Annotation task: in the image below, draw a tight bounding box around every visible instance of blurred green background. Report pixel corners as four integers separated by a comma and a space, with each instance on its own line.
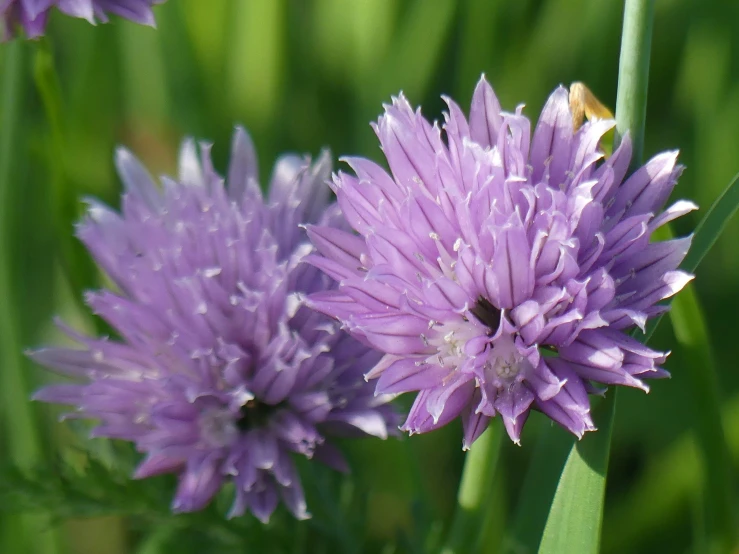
1, 0, 738, 553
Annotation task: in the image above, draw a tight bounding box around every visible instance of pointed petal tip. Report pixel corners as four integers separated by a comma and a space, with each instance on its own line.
29, 389, 44, 402
575, 426, 597, 440
316, 147, 332, 166
295, 510, 312, 521
551, 84, 570, 100
113, 145, 134, 165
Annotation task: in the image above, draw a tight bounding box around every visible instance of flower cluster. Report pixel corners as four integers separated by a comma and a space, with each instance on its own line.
1, 0, 166, 40
306, 77, 694, 446
31, 128, 396, 521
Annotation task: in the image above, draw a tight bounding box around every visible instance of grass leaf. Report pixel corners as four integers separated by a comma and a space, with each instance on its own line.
536, 394, 616, 554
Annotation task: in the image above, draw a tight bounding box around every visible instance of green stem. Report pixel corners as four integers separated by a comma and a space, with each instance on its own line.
0, 40, 61, 554
441, 424, 503, 554
614, 0, 655, 166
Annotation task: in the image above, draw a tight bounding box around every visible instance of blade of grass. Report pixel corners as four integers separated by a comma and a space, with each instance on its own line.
643, 93, 739, 554
503, 421, 574, 553
473, 455, 507, 554
683, 170, 739, 274
642, 169, 739, 344
441, 423, 503, 554
537, 394, 616, 554
620, 167, 739, 554
0, 39, 62, 554
33, 40, 101, 312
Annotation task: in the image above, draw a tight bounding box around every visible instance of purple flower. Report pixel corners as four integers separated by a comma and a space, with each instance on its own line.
306, 77, 694, 447
1, 0, 166, 41
30, 127, 396, 521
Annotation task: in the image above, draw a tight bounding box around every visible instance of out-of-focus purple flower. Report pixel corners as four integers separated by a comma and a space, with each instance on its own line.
306, 77, 694, 447
30, 127, 396, 521
1, 0, 167, 41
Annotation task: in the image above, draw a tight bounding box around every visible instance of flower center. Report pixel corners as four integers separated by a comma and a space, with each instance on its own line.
469, 296, 501, 334
428, 321, 480, 369
489, 343, 523, 380
236, 399, 281, 431
200, 408, 239, 447
199, 399, 286, 448
426, 296, 528, 385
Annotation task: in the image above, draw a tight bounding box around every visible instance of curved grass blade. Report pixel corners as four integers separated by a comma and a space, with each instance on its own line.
0, 40, 61, 554
683, 169, 739, 274
503, 421, 573, 553
643, 169, 739, 344
441, 424, 503, 554
536, 394, 616, 554
33, 40, 101, 309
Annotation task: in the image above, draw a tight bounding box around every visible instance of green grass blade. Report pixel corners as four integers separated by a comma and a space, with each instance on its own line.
441, 424, 503, 554
504, 422, 574, 553
613, 0, 655, 164
683, 170, 739, 274
536, 394, 616, 554
33, 40, 101, 308
0, 40, 62, 554
643, 169, 739, 344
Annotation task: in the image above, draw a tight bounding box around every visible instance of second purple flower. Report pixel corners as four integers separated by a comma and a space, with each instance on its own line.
30, 128, 397, 522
